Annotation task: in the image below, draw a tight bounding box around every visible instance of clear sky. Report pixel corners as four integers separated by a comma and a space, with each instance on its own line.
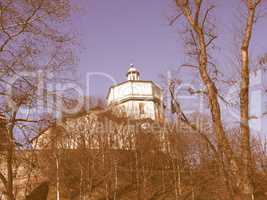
69, 0, 267, 99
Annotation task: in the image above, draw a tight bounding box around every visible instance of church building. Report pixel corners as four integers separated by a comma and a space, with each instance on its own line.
107, 65, 164, 121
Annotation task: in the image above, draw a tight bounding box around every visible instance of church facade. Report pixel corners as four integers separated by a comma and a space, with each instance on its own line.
107, 65, 164, 121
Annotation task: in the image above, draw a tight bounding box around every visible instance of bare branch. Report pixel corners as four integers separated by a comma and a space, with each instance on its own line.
169, 13, 183, 26
180, 63, 198, 69
255, 0, 262, 7
205, 35, 217, 47
0, 0, 44, 52
201, 5, 215, 28
194, 0, 202, 25
169, 81, 218, 157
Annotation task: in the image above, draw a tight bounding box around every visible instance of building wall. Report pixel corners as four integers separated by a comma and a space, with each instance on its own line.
118, 100, 157, 120
107, 81, 161, 104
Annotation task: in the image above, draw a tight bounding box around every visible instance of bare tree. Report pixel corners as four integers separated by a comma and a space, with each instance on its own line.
240, 1, 263, 198
172, 0, 265, 199
0, 1, 75, 199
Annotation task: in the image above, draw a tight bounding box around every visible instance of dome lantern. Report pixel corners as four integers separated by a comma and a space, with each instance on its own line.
127, 64, 140, 81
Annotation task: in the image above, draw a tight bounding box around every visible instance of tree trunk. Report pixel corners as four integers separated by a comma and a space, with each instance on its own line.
180, 3, 235, 199
135, 151, 141, 200
7, 143, 14, 200
239, 1, 259, 198
7, 113, 16, 200
114, 160, 118, 200
56, 152, 60, 200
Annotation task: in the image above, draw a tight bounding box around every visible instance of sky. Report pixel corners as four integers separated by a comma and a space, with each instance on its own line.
69, 0, 267, 100
70, 0, 182, 98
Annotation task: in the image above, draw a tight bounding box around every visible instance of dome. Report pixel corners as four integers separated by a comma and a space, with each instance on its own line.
128, 64, 139, 73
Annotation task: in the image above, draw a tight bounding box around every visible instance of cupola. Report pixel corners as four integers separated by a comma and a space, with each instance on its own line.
127, 64, 140, 81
